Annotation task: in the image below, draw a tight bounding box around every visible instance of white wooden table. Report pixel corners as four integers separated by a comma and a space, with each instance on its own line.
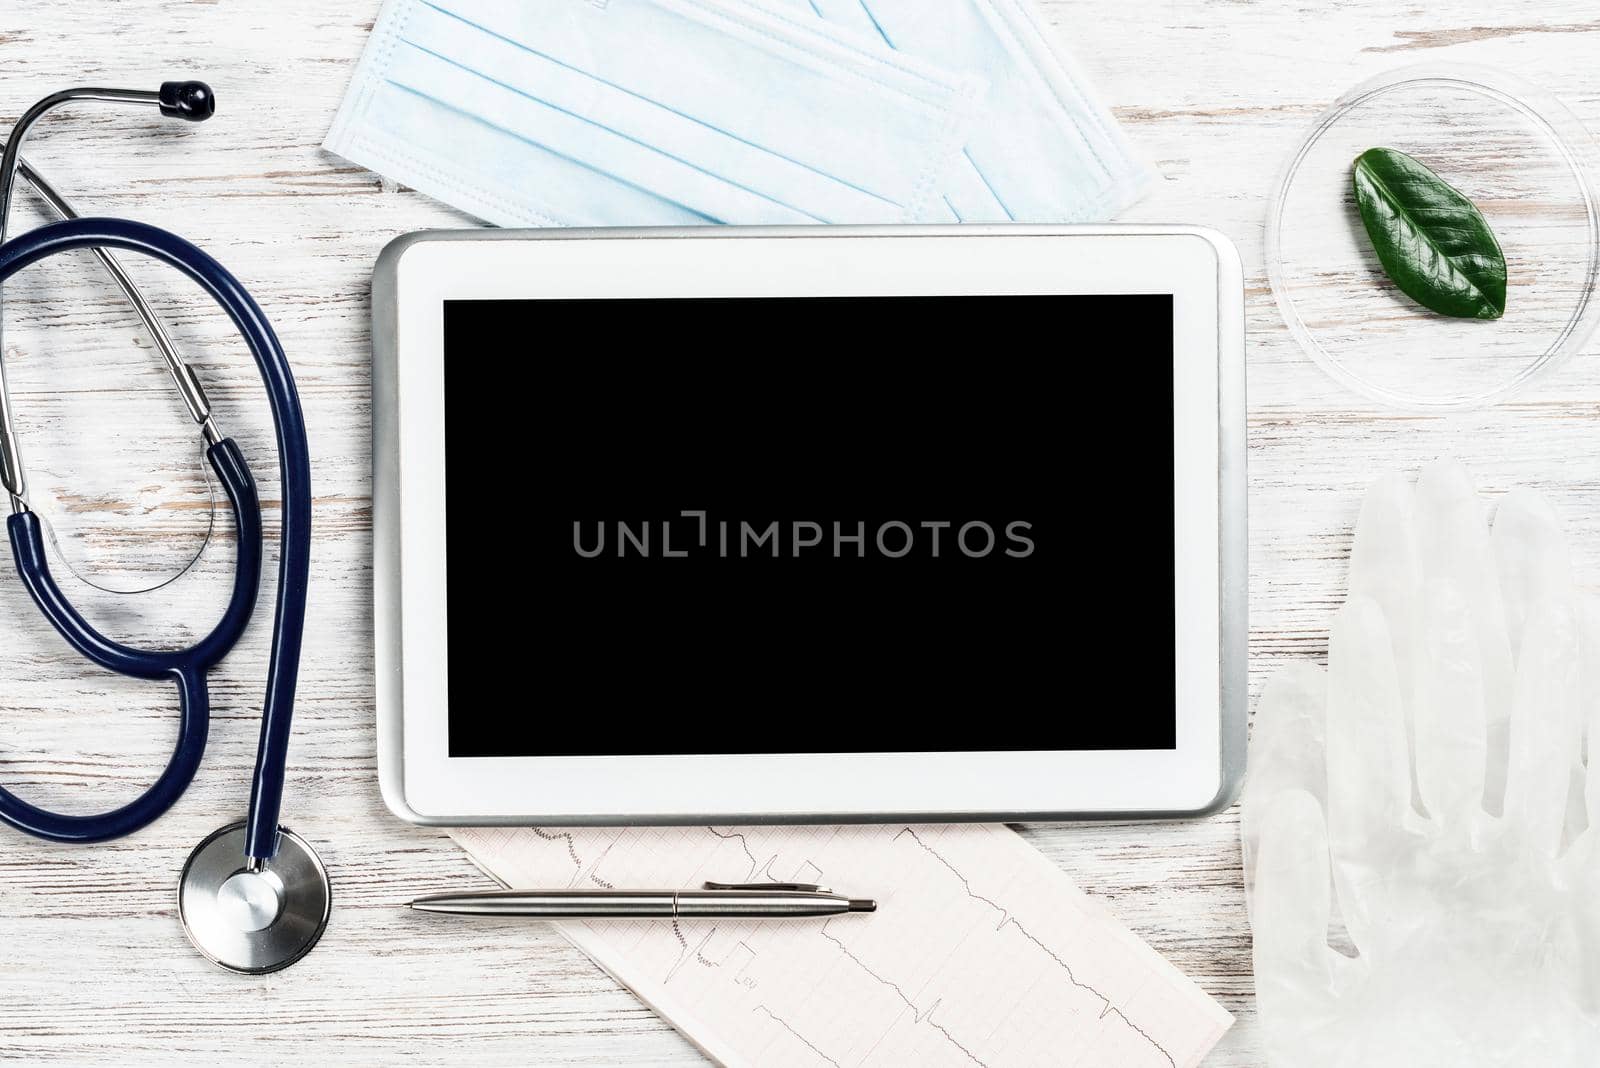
2, 2, 1598, 1063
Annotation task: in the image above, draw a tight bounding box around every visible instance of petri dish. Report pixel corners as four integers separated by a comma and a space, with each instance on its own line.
1267, 64, 1600, 410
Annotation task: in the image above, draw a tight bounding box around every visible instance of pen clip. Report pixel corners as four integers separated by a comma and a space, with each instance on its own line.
702, 881, 834, 894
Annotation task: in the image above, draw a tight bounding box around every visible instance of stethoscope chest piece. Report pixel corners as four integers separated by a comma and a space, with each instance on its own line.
179, 822, 330, 974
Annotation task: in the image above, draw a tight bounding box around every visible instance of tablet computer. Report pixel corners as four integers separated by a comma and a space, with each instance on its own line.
372, 226, 1245, 825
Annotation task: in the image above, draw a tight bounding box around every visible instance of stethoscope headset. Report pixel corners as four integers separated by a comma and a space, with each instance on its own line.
0, 82, 329, 973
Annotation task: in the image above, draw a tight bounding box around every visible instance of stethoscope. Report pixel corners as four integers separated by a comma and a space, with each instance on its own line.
0, 82, 329, 973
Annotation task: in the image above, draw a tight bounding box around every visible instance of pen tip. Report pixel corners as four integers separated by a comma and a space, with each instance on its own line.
848, 899, 876, 913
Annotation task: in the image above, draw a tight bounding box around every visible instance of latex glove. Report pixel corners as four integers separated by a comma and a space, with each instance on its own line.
1242, 460, 1600, 1066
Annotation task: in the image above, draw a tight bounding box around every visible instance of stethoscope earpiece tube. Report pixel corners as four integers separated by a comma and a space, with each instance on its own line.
0, 217, 311, 863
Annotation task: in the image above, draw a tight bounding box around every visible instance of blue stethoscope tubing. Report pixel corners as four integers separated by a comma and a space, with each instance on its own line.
0, 216, 310, 864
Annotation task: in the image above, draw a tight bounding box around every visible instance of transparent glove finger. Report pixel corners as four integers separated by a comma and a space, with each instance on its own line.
1413, 459, 1515, 812
1504, 599, 1583, 858
1348, 471, 1421, 684
1325, 596, 1411, 942
1242, 664, 1328, 918
1493, 489, 1575, 659
1494, 489, 1580, 846
1347, 472, 1422, 810
1561, 792, 1600, 1016
1583, 597, 1600, 837
1413, 579, 1488, 832
1253, 789, 1338, 1053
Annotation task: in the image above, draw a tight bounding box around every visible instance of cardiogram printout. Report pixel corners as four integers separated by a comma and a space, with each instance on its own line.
452, 823, 1231, 1067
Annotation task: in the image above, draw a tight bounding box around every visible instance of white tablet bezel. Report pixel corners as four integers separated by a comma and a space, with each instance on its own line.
373, 225, 1245, 824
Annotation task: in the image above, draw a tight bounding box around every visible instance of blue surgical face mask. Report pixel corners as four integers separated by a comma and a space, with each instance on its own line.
778, 0, 1152, 223
325, 0, 983, 226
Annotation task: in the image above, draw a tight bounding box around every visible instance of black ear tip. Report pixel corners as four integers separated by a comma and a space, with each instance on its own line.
159, 80, 215, 121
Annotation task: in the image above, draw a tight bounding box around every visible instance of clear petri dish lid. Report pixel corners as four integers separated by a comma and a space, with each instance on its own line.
1267, 63, 1600, 410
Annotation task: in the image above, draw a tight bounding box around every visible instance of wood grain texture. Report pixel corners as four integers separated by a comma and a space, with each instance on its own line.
3, 1, 1599, 1063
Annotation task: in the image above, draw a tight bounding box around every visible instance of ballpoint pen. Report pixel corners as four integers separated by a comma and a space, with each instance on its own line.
408, 881, 876, 919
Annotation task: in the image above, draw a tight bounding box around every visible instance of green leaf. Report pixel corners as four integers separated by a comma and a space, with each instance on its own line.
1352, 147, 1507, 320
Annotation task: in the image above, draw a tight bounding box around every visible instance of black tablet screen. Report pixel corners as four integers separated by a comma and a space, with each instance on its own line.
443, 296, 1175, 756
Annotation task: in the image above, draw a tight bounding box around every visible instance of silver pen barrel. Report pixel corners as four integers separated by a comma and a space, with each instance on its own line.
675, 890, 868, 917
413, 890, 678, 917
409, 888, 875, 918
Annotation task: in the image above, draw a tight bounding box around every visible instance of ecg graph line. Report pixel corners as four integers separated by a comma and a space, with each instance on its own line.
820, 922, 985, 1067
754, 1005, 842, 1068
893, 827, 1177, 1068
585, 839, 618, 887
529, 827, 583, 881
708, 826, 760, 880
665, 919, 761, 985
820, 921, 930, 1021
536, 825, 807, 891
666, 919, 695, 983
530, 824, 1182, 1067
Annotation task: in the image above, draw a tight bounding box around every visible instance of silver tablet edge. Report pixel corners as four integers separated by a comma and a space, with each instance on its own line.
370, 224, 1248, 825
373, 231, 427, 826
1199, 224, 1249, 820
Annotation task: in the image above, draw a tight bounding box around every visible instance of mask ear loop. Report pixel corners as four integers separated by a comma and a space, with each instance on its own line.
28, 442, 219, 595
